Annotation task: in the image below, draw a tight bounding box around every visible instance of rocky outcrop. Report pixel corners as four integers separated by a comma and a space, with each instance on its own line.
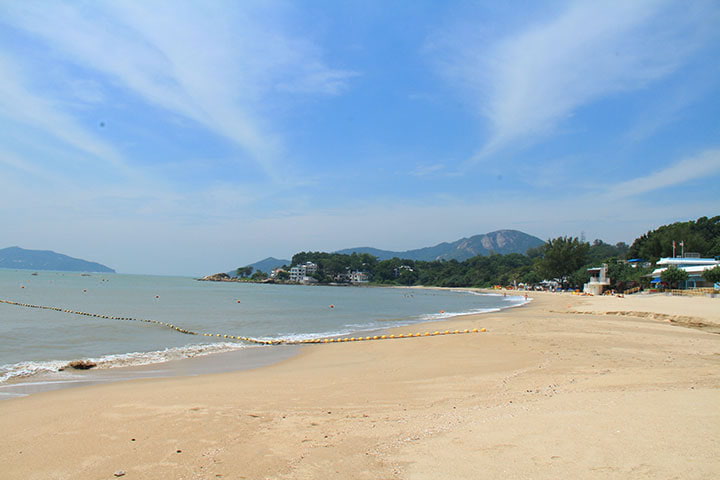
199, 273, 232, 282
337, 229, 545, 262
60, 360, 97, 370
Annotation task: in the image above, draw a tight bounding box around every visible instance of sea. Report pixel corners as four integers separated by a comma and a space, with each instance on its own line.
0, 269, 526, 398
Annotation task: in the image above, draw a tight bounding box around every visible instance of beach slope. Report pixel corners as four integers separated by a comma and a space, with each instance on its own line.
1, 292, 718, 479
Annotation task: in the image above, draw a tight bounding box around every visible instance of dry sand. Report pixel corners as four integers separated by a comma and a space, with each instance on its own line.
1, 291, 718, 479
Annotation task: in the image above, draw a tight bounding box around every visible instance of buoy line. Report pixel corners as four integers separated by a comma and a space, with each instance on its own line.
0, 299, 487, 345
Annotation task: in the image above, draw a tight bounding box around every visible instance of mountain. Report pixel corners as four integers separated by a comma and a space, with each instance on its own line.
336, 230, 545, 261
0, 246, 115, 273
229, 257, 290, 276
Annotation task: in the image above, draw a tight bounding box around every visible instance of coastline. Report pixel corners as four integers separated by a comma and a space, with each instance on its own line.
1, 291, 718, 479
0, 288, 526, 398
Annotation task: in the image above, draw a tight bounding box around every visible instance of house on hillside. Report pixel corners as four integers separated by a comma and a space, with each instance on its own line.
289, 262, 318, 283
270, 267, 286, 279
349, 271, 369, 284
649, 256, 720, 289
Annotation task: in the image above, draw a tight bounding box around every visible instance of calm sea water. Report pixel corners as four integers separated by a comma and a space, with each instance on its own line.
0, 269, 524, 386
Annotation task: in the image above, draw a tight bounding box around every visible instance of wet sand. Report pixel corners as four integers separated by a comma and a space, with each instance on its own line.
0, 344, 300, 399
1, 291, 718, 479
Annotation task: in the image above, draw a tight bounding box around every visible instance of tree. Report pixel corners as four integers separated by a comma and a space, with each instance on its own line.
586, 240, 628, 263
397, 268, 418, 286
660, 266, 689, 289
536, 236, 590, 281
236, 266, 253, 278
606, 261, 647, 290
250, 270, 268, 281
702, 265, 720, 284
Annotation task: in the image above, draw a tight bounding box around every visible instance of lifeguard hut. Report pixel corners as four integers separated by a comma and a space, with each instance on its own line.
584, 264, 610, 295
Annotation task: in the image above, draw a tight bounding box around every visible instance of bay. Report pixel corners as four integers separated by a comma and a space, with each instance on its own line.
0, 269, 524, 386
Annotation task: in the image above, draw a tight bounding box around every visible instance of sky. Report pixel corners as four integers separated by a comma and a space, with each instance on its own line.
1, 0, 719, 276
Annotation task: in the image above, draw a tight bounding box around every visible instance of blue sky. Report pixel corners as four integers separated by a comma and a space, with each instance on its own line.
1, 0, 719, 276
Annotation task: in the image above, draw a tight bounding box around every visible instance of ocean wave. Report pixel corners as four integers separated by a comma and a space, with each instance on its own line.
0, 342, 250, 384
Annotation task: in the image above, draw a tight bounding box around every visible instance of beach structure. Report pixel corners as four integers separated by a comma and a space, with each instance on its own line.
583, 264, 610, 295
625, 258, 651, 268
649, 256, 720, 289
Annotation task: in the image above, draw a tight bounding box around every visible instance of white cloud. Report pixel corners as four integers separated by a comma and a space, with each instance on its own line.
432, 0, 718, 162
1, 1, 355, 179
606, 148, 720, 198
3, 163, 714, 275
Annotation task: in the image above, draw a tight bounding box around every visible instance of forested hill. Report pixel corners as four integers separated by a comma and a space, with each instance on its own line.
629, 216, 720, 261
228, 217, 718, 289
0, 246, 115, 273
336, 229, 544, 261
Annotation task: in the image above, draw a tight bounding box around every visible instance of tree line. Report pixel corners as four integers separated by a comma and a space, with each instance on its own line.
286, 237, 633, 289
240, 216, 719, 290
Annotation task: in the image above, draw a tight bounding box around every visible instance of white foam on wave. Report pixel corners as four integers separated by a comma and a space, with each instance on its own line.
1, 291, 531, 385
418, 306, 502, 322
264, 327, 361, 343
0, 341, 250, 384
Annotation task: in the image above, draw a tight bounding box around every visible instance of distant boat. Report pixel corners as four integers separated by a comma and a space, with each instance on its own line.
80, 273, 91, 277
31, 272, 38, 276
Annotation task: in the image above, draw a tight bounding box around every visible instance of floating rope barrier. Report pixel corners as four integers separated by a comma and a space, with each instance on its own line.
0, 299, 486, 345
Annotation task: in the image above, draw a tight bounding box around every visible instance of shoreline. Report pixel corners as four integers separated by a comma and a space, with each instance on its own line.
1, 291, 718, 479
0, 289, 528, 399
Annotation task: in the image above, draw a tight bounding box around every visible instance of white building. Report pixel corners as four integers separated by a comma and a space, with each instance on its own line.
289, 262, 318, 283
270, 268, 286, 278
650, 257, 720, 289
349, 271, 369, 284
584, 264, 610, 295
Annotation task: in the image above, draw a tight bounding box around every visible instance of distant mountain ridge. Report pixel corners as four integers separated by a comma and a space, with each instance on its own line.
336, 230, 544, 261
0, 246, 115, 273
233, 230, 545, 274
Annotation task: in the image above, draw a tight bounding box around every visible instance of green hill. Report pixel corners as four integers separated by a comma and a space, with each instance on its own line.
0, 246, 115, 273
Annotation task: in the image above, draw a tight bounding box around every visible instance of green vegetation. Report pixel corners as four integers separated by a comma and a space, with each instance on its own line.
535, 237, 590, 281
628, 216, 720, 261
250, 270, 268, 281
236, 266, 253, 278
288, 237, 639, 290
236, 216, 717, 290
702, 265, 720, 284
660, 265, 689, 289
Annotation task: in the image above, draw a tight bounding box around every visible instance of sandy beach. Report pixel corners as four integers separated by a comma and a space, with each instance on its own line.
1, 291, 718, 479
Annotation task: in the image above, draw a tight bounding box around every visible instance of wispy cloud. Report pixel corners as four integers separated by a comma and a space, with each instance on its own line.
0, 53, 129, 173
605, 148, 720, 198
410, 163, 446, 177
431, 0, 718, 162
1, 1, 355, 179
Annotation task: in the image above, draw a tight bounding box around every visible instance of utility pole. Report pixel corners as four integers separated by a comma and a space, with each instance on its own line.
672, 240, 676, 258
